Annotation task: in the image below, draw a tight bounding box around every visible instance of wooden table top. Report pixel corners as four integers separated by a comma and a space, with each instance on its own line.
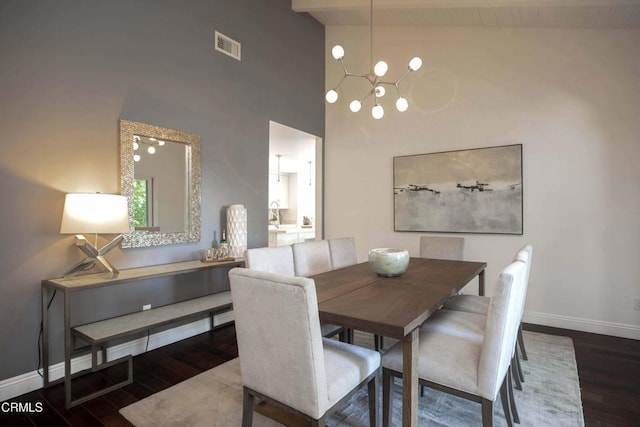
312, 257, 486, 339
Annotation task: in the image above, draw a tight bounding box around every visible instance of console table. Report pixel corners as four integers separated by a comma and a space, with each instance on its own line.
41, 258, 243, 408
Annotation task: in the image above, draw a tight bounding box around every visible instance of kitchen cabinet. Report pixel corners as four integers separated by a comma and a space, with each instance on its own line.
268, 173, 289, 209
268, 228, 315, 247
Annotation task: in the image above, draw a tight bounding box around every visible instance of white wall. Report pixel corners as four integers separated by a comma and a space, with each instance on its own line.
324, 26, 640, 339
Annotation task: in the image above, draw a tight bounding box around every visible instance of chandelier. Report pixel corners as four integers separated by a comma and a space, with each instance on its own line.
325, 0, 422, 119
132, 135, 165, 162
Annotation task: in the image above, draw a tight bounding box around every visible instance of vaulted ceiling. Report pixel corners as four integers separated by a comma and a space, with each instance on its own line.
292, 0, 640, 29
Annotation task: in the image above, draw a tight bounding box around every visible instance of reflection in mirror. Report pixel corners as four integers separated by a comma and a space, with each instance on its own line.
119, 119, 201, 248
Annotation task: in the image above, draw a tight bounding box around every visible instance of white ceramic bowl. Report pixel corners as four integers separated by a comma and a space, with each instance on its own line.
368, 248, 410, 277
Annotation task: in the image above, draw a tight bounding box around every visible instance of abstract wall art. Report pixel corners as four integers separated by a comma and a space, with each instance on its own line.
394, 144, 523, 234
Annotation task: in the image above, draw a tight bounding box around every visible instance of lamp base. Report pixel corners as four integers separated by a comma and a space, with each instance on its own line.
63, 234, 124, 279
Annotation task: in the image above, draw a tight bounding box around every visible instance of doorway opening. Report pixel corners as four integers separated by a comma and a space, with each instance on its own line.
268, 121, 323, 247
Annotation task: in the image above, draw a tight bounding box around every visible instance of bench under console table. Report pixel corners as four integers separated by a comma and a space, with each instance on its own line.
41, 259, 243, 408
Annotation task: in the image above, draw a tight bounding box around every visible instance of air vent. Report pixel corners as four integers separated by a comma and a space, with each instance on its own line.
214, 31, 241, 61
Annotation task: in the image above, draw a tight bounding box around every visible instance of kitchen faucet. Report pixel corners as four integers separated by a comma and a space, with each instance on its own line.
270, 200, 280, 229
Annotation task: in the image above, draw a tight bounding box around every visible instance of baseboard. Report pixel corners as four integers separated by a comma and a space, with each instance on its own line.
523, 310, 640, 340
0, 312, 234, 403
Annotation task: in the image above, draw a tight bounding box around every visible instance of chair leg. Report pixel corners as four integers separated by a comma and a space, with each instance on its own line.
368, 374, 378, 427
242, 387, 254, 427
518, 324, 528, 361
382, 368, 392, 427
500, 377, 514, 427
481, 399, 494, 427
507, 368, 521, 424
514, 345, 525, 383
511, 355, 522, 391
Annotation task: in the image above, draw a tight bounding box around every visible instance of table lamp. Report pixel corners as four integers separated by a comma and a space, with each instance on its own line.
60, 193, 130, 278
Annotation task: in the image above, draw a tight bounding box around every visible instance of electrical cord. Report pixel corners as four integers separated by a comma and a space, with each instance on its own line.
37, 289, 57, 378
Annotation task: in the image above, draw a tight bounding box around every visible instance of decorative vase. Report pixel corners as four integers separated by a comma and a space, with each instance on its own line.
227, 204, 247, 258
368, 248, 410, 277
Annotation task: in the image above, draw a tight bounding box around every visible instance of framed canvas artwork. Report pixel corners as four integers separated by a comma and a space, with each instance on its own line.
394, 144, 523, 234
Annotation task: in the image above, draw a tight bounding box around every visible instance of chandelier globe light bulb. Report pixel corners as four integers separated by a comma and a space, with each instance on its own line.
409, 57, 423, 71
326, 89, 339, 104
158, 140, 165, 146
147, 146, 156, 154
331, 45, 345, 60
396, 97, 409, 112
133, 154, 141, 162
349, 100, 362, 112
374, 60, 388, 77
133, 142, 139, 150
375, 86, 386, 97
372, 104, 384, 119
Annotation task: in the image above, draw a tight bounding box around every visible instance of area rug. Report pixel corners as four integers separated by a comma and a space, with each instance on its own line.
120, 331, 584, 426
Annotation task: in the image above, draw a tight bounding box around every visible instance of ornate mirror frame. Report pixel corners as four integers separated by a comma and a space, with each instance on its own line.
119, 119, 201, 248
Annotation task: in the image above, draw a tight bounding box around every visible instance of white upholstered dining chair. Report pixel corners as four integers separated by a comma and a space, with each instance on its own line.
292, 240, 348, 340
328, 237, 358, 269
292, 240, 333, 277
229, 268, 380, 427
245, 246, 296, 276
443, 245, 533, 385
245, 245, 345, 341
381, 260, 527, 427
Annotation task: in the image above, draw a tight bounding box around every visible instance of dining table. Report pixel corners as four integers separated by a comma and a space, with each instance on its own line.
311, 257, 487, 427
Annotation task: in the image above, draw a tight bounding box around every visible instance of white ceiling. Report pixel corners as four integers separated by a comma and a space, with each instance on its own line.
269, 121, 317, 174
292, 0, 640, 29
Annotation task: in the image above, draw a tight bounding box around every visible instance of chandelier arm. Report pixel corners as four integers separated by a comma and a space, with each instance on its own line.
345, 72, 373, 80
338, 58, 350, 75
332, 74, 348, 90
393, 69, 413, 86
375, 80, 400, 87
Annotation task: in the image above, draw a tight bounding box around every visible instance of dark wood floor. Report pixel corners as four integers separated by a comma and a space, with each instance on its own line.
2, 323, 638, 426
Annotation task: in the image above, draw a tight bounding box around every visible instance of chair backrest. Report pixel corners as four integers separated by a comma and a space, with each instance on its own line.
477, 261, 526, 400
245, 246, 295, 276
328, 237, 357, 269
292, 240, 333, 277
229, 267, 329, 418
512, 244, 533, 322
419, 236, 464, 260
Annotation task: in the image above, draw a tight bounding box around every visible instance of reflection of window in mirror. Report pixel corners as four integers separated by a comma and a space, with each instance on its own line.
134, 177, 154, 230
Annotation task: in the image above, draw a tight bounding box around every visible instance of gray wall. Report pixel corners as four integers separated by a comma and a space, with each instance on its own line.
0, 0, 324, 380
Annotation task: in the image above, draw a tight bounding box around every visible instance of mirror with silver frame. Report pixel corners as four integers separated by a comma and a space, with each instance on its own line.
119, 119, 201, 248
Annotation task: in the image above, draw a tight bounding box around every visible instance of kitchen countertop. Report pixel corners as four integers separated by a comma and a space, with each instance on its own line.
268, 225, 314, 234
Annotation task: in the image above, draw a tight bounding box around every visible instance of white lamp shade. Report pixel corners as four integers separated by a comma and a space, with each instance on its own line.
331, 45, 345, 60
374, 61, 388, 77
409, 57, 422, 71
325, 89, 339, 103
349, 100, 362, 112
60, 193, 130, 234
396, 97, 409, 112
371, 105, 384, 119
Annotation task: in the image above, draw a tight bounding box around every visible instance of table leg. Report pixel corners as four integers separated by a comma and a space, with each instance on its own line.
64, 290, 72, 408
478, 269, 485, 296
402, 328, 419, 427
42, 285, 49, 386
